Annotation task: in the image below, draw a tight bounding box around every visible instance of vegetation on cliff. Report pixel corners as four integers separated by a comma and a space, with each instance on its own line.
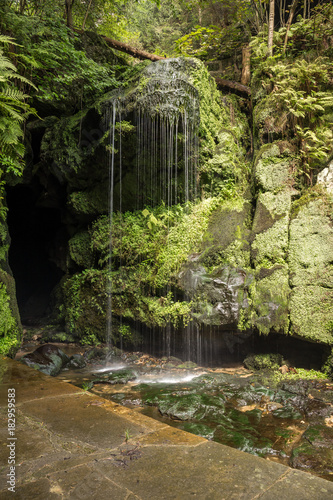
0, 1, 332, 356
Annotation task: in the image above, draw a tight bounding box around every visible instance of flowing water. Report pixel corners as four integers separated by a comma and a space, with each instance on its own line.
104, 59, 200, 356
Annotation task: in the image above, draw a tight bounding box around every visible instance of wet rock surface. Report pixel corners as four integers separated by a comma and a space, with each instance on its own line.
20, 344, 70, 376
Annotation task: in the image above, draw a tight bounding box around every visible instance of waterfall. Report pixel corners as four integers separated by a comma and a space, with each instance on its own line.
105, 59, 201, 359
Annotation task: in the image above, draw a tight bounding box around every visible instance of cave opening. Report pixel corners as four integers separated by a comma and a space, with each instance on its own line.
6, 181, 67, 324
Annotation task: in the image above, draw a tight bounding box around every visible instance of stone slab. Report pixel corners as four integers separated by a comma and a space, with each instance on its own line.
1, 357, 333, 499
96, 441, 291, 499
0, 357, 81, 406
20, 393, 150, 451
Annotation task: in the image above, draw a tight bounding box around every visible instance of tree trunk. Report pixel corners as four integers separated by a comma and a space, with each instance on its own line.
65, 0, 74, 29
82, 0, 93, 30
241, 45, 251, 86
268, 0, 275, 56
283, 0, 299, 53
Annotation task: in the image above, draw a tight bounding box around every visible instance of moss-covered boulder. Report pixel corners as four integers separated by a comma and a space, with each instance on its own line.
289, 197, 333, 344
249, 266, 290, 335
61, 270, 108, 344
251, 190, 291, 267
247, 142, 295, 335
20, 344, 70, 376
243, 353, 284, 371
68, 231, 93, 269
254, 141, 295, 191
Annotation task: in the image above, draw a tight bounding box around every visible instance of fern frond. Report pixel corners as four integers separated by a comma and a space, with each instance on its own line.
0, 101, 25, 121
0, 35, 21, 47
1, 87, 30, 102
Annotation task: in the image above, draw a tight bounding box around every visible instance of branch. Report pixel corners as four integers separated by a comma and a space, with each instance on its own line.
215, 77, 251, 96
101, 35, 165, 62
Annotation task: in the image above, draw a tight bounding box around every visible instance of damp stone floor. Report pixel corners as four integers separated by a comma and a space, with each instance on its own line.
1, 356, 333, 499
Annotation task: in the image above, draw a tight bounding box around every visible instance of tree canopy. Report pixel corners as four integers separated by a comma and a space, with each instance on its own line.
1, 0, 332, 181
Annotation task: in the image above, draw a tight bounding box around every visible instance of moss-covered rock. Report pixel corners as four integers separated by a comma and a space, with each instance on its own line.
20, 344, 70, 376
249, 148, 293, 335
249, 266, 290, 335
290, 424, 333, 479
289, 198, 333, 288
68, 231, 93, 268
288, 196, 333, 344
200, 198, 252, 270
243, 353, 284, 371
253, 99, 289, 148
290, 286, 333, 344
254, 141, 295, 192
61, 270, 108, 344
0, 271, 22, 357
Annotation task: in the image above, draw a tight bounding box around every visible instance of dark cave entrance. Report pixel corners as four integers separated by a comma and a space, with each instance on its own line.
6, 182, 67, 324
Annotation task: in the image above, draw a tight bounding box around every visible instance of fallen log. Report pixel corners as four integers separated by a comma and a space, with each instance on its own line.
99, 34, 251, 97
214, 77, 251, 96
101, 35, 165, 62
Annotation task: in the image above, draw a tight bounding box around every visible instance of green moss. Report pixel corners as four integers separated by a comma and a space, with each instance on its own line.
251, 216, 289, 268
201, 198, 251, 270
0, 282, 21, 357
289, 198, 333, 287
68, 183, 109, 216
290, 286, 333, 344
248, 266, 290, 335
243, 353, 284, 371
60, 269, 108, 343
251, 181, 291, 271
291, 185, 328, 218
254, 142, 295, 192
68, 231, 93, 268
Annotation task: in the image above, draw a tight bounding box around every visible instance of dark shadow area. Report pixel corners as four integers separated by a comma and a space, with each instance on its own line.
6, 182, 67, 323
136, 322, 328, 369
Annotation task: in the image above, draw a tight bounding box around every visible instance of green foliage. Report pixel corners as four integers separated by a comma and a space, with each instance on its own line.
322, 349, 333, 379
251, 28, 333, 184
122, 0, 199, 57
118, 324, 133, 342
81, 381, 94, 391
243, 353, 284, 371
0, 35, 37, 174
0, 282, 20, 356
278, 4, 333, 59
274, 368, 328, 383
1, 10, 123, 112
62, 197, 232, 333
60, 269, 108, 343
69, 231, 93, 268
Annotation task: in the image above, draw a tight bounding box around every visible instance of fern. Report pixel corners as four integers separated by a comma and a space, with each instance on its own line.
0, 36, 37, 176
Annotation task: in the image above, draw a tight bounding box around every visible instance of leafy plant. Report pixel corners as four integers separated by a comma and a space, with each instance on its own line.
0, 35, 37, 175
0, 282, 20, 356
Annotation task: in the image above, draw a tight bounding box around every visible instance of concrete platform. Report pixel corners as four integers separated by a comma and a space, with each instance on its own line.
1, 356, 333, 499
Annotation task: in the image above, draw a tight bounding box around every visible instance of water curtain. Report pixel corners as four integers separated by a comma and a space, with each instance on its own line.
105, 59, 200, 351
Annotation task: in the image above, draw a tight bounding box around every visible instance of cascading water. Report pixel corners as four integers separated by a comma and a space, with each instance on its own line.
104, 58, 202, 362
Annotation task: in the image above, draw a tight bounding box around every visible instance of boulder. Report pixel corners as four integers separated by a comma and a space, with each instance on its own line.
21, 344, 70, 376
